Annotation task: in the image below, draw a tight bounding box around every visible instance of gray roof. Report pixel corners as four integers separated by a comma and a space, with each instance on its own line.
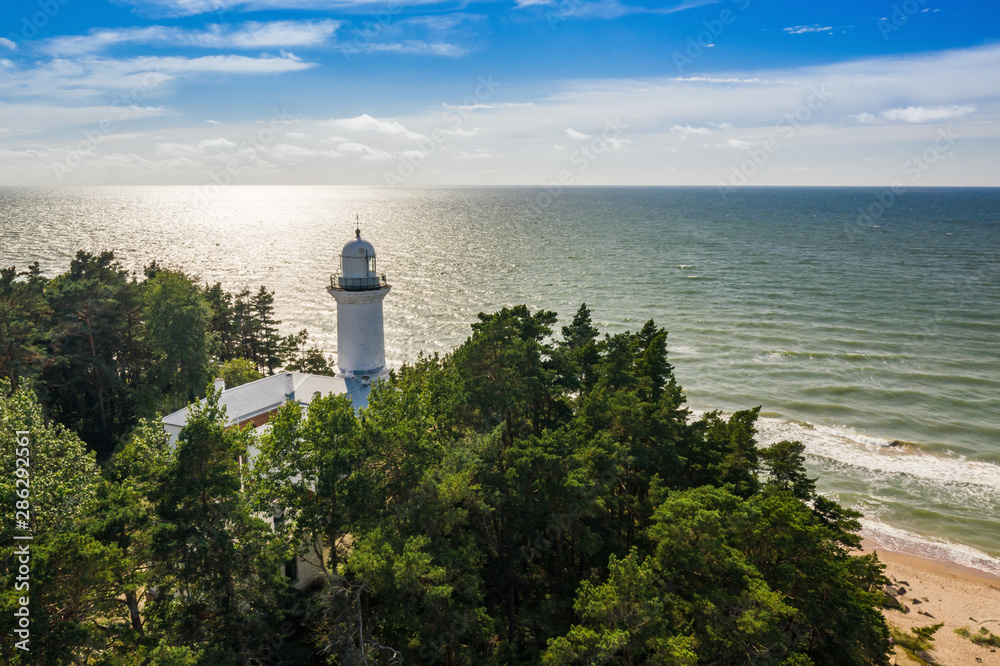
162, 371, 374, 429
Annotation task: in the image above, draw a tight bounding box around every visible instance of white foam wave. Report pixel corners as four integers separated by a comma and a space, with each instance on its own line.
685, 409, 1000, 575
860, 519, 1000, 578
671, 344, 697, 355
754, 417, 1000, 490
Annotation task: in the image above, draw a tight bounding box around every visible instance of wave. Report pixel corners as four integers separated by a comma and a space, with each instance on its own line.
859, 519, 1000, 578
686, 409, 1000, 576
670, 345, 698, 355
753, 416, 1000, 490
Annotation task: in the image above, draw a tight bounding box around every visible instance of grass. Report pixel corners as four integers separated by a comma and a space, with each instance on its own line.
889, 623, 943, 665
955, 626, 1000, 647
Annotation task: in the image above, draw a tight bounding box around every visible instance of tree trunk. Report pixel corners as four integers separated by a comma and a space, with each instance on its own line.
82, 310, 110, 443
124, 589, 144, 634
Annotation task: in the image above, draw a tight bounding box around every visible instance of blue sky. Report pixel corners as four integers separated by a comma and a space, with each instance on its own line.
1, 0, 998, 186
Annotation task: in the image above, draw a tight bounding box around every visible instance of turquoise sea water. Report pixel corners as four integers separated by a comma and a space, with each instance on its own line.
2, 186, 998, 573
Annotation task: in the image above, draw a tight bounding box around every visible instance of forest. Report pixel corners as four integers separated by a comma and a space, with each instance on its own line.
1, 251, 892, 665
0, 251, 331, 460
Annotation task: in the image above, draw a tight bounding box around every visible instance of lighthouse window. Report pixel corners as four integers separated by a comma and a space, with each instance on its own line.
367, 256, 377, 273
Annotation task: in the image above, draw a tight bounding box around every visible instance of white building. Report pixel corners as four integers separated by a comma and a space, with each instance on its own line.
161, 229, 391, 585
163, 227, 390, 441
327, 227, 392, 383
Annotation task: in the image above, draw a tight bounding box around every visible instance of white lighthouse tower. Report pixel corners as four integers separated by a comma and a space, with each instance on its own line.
327, 227, 391, 383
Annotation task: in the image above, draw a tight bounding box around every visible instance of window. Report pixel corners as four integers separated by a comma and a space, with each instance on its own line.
285, 558, 298, 580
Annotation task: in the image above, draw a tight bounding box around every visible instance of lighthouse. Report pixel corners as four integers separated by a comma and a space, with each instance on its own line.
327, 227, 391, 383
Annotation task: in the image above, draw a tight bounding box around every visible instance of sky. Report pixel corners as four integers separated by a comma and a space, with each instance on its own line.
0, 0, 998, 187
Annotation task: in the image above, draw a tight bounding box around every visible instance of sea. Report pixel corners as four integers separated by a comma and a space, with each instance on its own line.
2, 185, 998, 575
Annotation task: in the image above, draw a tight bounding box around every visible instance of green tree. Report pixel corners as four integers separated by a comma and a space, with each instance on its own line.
143, 270, 212, 410
42, 250, 141, 457
282, 328, 334, 375
147, 388, 290, 664
252, 393, 360, 573
556, 303, 603, 395
252, 286, 283, 374
760, 440, 816, 500
452, 305, 560, 443
216, 357, 263, 389
0, 380, 109, 665
0, 262, 50, 390
204, 282, 236, 362
86, 419, 175, 645
543, 550, 696, 666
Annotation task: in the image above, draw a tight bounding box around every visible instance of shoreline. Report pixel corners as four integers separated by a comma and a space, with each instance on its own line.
859, 540, 1000, 665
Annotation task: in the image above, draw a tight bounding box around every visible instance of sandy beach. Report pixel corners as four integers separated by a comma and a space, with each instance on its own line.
861, 542, 1000, 665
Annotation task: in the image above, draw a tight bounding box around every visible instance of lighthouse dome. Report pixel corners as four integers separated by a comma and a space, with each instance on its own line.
341, 236, 376, 260
338, 229, 382, 284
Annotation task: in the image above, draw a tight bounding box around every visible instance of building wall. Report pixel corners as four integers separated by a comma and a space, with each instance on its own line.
238, 410, 275, 429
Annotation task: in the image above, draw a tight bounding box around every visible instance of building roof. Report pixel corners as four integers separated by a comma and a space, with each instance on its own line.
162, 371, 374, 430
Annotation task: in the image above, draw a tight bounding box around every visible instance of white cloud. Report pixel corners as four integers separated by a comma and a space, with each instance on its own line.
117, 0, 453, 18
4, 43, 1000, 186
1, 53, 315, 97
671, 77, 764, 84
216, 20, 340, 48
850, 105, 976, 124
879, 105, 975, 123
337, 141, 393, 161
441, 102, 535, 112
670, 124, 711, 138
41, 21, 340, 56
331, 114, 425, 141
0, 102, 173, 132
518, 0, 721, 20
268, 143, 344, 159
565, 128, 591, 140
198, 137, 238, 149
155, 142, 203, 157
455, 149, 493, 159
606, 136, 631, 149
118, 0, 718, 18
0, 38, 16, 50
444, 127, 480, 137
206, 119, 222, 125
783, 25, 834, 35
342, 40, 467, 57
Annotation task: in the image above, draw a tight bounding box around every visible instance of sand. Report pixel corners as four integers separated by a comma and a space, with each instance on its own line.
860, 542, 1000, 665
